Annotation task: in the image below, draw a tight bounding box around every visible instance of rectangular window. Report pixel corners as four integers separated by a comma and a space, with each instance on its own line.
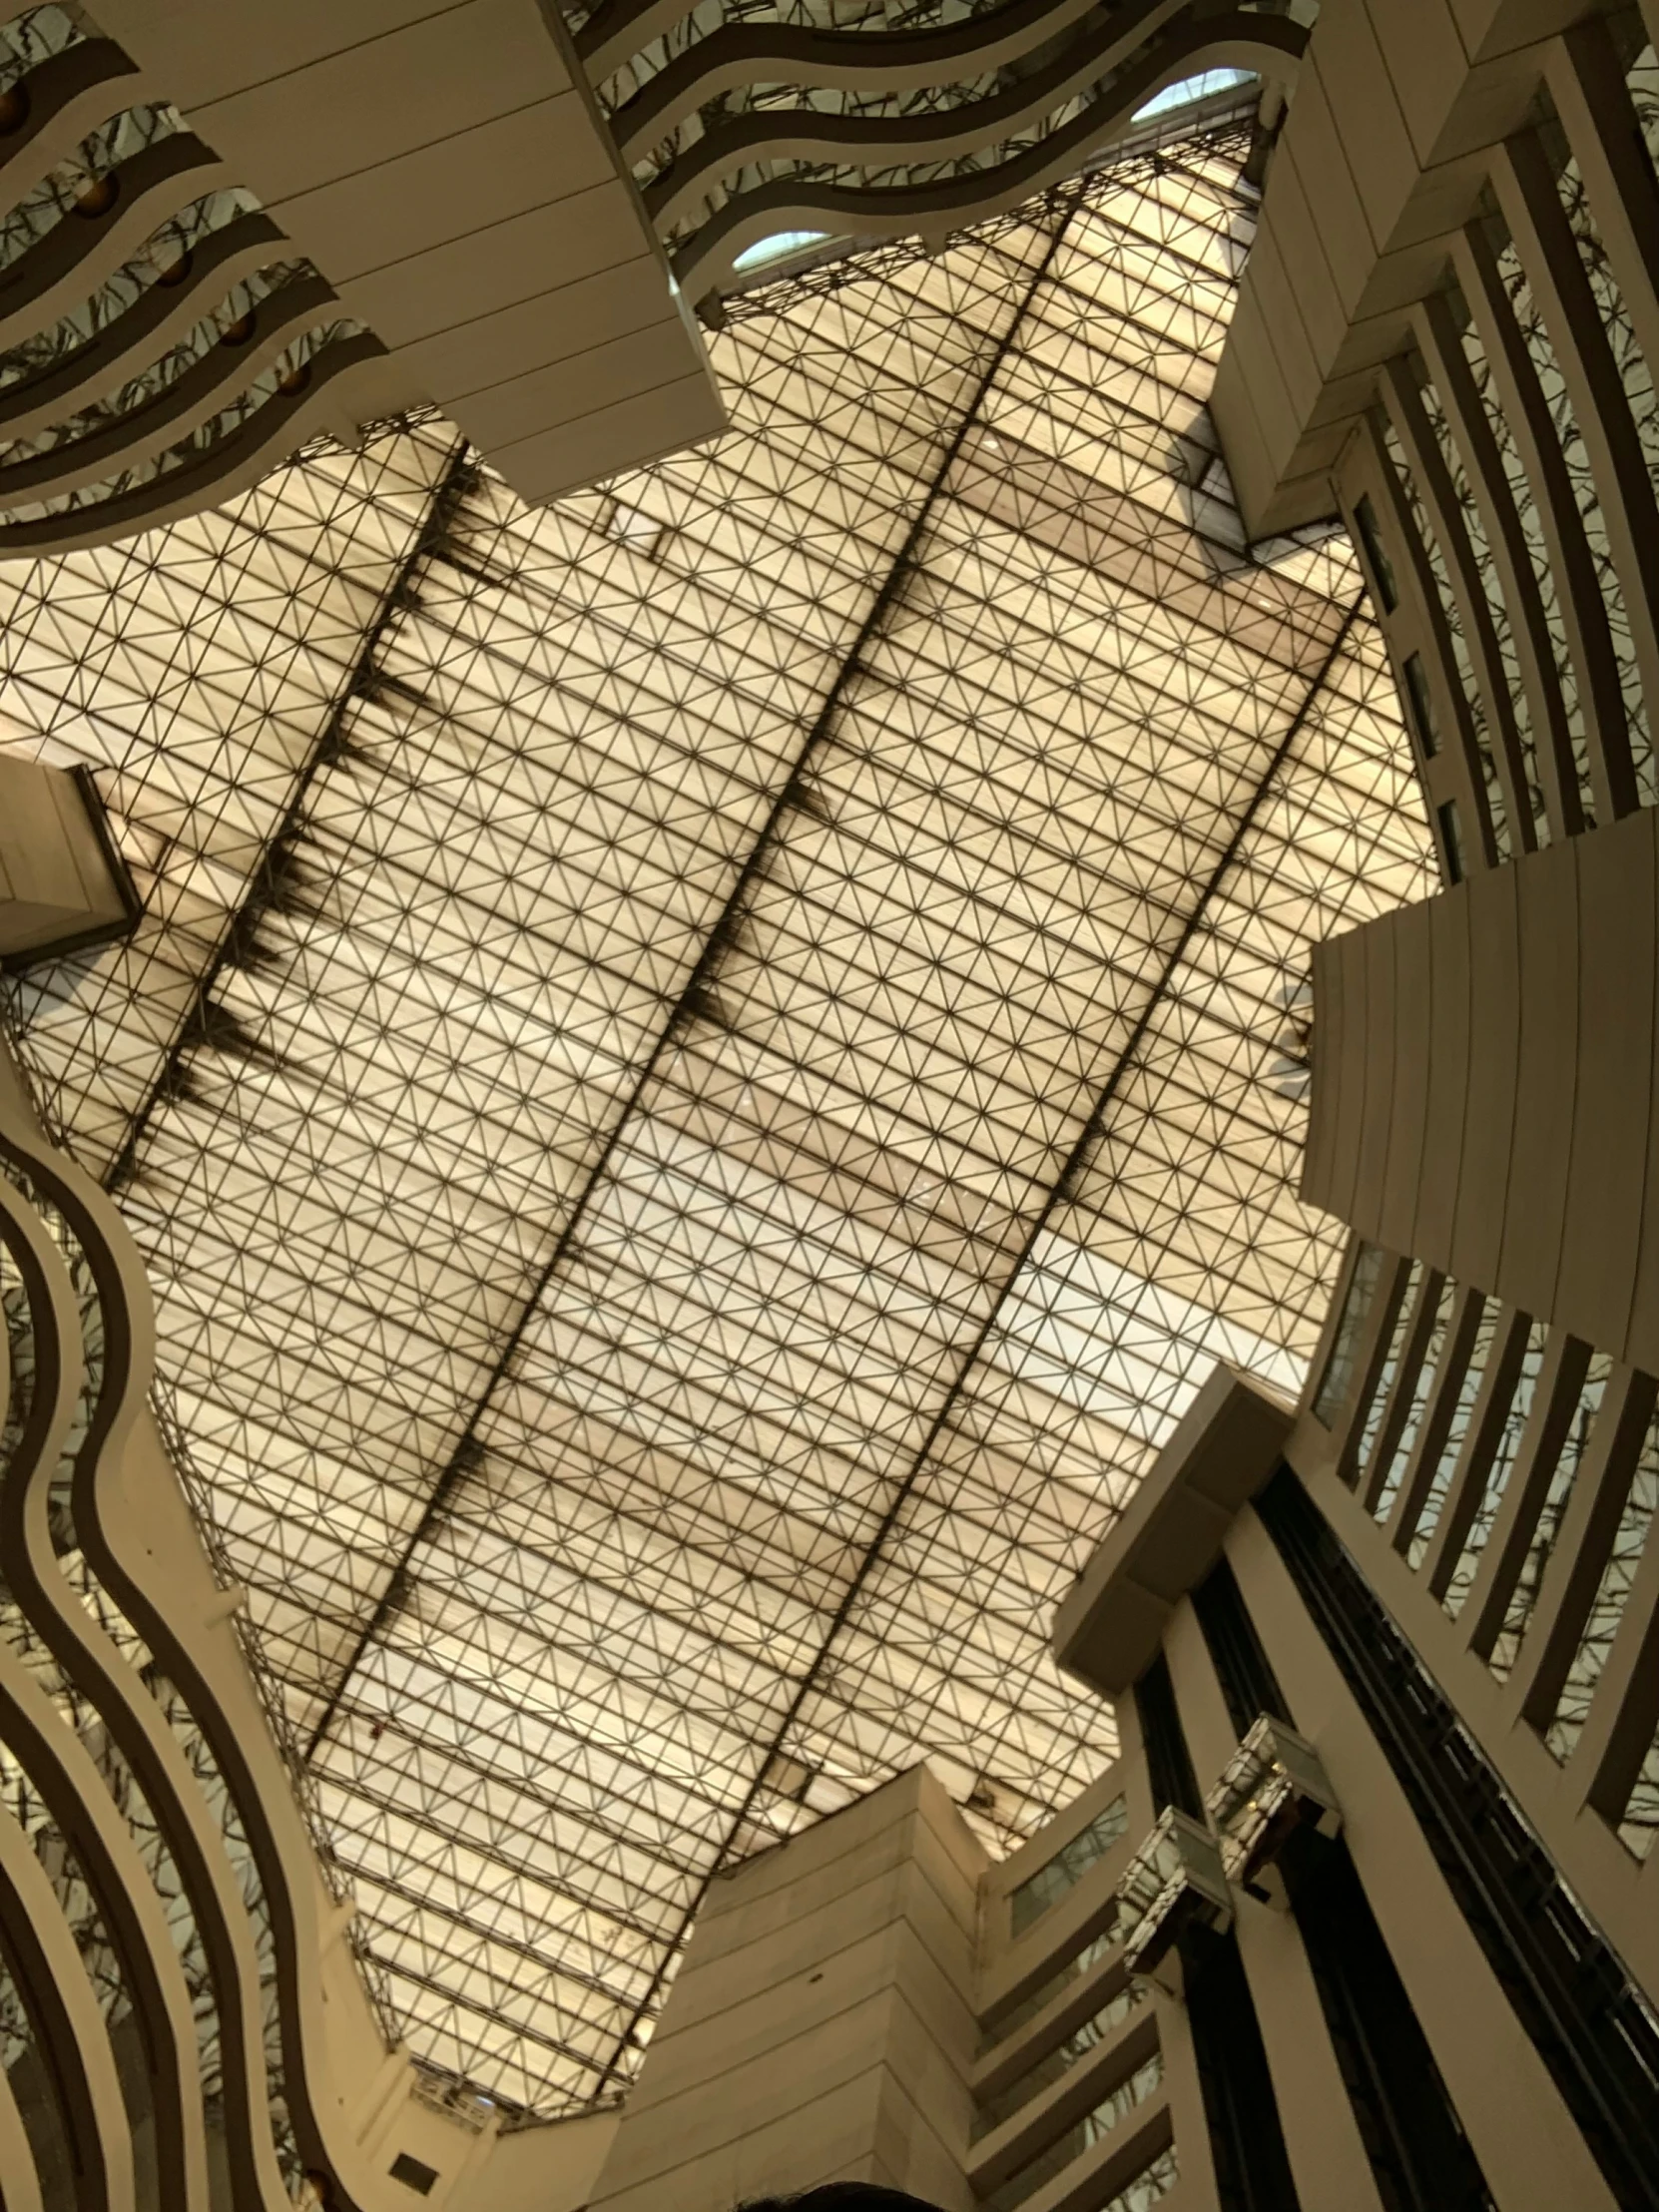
1402, 650, 1439, 756
1437, 798, 1465, 884
1373, 1276, 1457, 1525
1354, 1258, 1423, 1485
1314, 1242, 1386, 1429
977, 1926, 1117, 2051
1354, 492, 1399, 611
1489, 1351, 1613, 1679
1407, 1294, 1496, 1569
1622, 1730, 1659, 1859
1441, 1319, 1547, 1619
1545, 1390, 1659, 1766
1009, 1793, 1129, 1935
1103, 2149, 1178, 2212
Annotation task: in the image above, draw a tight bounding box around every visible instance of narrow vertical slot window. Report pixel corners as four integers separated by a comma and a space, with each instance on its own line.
1621, 1704, 1659, 1859
1493, 226, 1652, 808
1354, 1259, 1423, 1484
1622, 1740, 1659, 1855
1354, 492, 1399, 610
1314, 1243, 1386, 1429
1552, 135, 1659, 805
1373, 1275, 1457, 1525
1401, 651, 1439, 756
1441, 1319, 1548, 1618
1384, 417, 1510, 859
1545, 1396, 1659, 1766
1437, 799, 1465, 883
1407, 1295, 1495, 1569
1455, 274, 1595, 827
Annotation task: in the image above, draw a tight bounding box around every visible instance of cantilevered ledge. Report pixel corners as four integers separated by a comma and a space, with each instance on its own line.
1052, 1367, 1294, 1701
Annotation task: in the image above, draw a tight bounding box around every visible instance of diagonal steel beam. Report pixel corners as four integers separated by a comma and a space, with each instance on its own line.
590, 585, 1366, 2094
300, 191, 1085, 1767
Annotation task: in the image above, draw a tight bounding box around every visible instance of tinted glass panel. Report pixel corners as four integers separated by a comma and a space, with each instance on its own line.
1354, 492, 1399, 610
1010, 1795, 1129, 1935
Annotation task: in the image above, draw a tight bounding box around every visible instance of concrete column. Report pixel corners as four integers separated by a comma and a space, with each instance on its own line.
588, 1765, 985, 2212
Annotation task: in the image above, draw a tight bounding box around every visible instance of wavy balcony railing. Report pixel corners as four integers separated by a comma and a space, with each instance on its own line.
0, 1052, 441, 2210
0, 1106, 306, 2206
0, 4, 392, 554
569, 0, 1311, 296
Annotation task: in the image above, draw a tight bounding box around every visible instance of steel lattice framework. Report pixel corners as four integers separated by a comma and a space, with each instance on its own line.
0, 128, 1432, 2114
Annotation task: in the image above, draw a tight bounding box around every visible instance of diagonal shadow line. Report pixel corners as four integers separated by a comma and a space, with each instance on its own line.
101, 432, 478, 1195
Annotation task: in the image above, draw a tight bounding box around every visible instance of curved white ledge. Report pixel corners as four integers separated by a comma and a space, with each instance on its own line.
643, 9, 1280, 231
0, 1794, 134, 2212
0, 332, 388, 554
0, 1165, 216, 2212
0, 134, 229, 353
585, 0, 1112, 95
0, 2045, 45, 2212
0, 1054, 450, 2211
0, 39, 151, 214
0, 209, 286, 446
669, 22, 1296, 296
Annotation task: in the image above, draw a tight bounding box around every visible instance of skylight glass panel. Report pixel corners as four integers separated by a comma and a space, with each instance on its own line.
0, 128, 1432, 2112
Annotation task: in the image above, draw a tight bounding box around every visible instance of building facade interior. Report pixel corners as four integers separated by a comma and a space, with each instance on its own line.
0, 0, 1657, 2207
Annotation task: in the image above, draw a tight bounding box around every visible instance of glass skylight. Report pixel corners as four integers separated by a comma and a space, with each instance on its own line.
0, 130, 1432, 2113
1133, 68, 1256, 122
733, 229, 833, 273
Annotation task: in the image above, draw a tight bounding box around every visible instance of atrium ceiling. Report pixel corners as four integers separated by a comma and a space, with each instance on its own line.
0, 126, 1432, 2113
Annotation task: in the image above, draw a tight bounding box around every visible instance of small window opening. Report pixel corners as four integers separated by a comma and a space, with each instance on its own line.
1133, 67, 1256, 121
1401, 651, 1438, 757
1314, 1243, 1386, 1430
1353, 494, 1399, 612
389, 2153, 439, 2196
1437, 799, 1465, 884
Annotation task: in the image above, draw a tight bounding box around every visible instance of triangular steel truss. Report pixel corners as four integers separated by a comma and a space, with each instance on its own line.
0, 128, 1433, 2113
